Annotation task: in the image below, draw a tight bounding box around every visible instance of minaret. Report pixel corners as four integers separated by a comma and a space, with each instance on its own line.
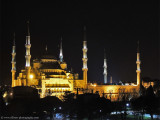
103, 49, 107, 84
11, 33, 16, 87
25, 21, 31, 86
82, 26, 88, 88
59, 37, 63, 62
136, 41, 141, 86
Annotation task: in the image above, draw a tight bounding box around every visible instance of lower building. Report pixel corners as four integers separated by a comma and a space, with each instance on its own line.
88, 84, 139, 101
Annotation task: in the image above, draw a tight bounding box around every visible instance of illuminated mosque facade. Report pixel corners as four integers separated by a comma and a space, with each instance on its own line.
11, 22, 141, 101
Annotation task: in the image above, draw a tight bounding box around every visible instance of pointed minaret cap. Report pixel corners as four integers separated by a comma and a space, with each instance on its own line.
60, 36, 63, 49
45, 45, 48, 52
104, 48, 106, 59
83, 26, 87, 41
59, 36, 63, 62
137, 40, 140, 53
84, 26, 86, 31
13, 32, 16, 46
27, 21, 30, 36
61, 36, 63, 41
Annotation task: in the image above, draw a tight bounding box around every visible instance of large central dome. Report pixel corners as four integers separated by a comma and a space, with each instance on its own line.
41, 54, 57, 59
41, 49, 57, 60
40, 61, 61, 69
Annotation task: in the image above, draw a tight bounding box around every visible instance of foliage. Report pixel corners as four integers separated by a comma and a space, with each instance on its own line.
131, 85, 160, 120
62, 92, 113, 119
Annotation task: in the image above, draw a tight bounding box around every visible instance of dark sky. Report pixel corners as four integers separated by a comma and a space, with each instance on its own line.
0, 0, 159, 85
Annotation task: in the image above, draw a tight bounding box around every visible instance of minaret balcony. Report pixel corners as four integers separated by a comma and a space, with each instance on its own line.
82, 58, 88, 61
11, 69, 16, 72
136, 70, 141, 73
11, 61, 16, 64
82, 48, 88, 52
25, 44, 31, 48
136, 61, 141, 64
82, 68, 88, 71
12, 52, 16, 55
25, 55, 31, 59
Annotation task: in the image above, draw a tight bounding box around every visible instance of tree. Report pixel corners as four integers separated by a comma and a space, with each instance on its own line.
145, 86, 157, 120
131, 86, 159, 120
0, 91, 7, 116
62, 91, 76, 118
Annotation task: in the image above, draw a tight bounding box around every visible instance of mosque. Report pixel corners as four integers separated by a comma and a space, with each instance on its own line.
11, 22, 141, 101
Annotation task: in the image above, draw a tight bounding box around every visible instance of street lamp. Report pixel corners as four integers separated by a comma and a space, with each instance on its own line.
30, 74, 33, 79
126, 103, 129, 107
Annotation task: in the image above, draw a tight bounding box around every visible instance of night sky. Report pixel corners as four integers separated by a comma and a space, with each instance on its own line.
0, 0, 159, 85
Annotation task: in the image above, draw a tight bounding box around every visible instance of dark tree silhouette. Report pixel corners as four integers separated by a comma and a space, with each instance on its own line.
0, 91, 7, 116
131, 85, 159, 120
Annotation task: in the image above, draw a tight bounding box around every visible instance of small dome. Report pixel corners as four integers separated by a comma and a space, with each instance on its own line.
60, 62, 67, 69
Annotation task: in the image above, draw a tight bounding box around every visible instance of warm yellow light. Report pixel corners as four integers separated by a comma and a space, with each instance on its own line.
93, 84, 96, 87
91, 83, 97, 87
3, 92, 7, 98
30, 74, 33, 79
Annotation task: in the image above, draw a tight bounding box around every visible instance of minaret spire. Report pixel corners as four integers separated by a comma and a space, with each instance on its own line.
13, 32, 15, 46
59, 36, 63, 62
103, 49, 107, 84
11, 32, 16, 87
137, 40, 140, 53
82, 26, 88, 88
84, 26, 87, 41
27, 21, 30, 36
136, 40, 141, 86
45, 45, 48, 52
104, 48, 106, 59
25, 21, 31, 86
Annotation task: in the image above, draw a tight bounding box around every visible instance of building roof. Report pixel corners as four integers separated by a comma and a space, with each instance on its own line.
40, 61, 61, 69
45, 72, 66, 75
142, 77, 153, 82
40, 49, 57, 59
45, 84, 70, 88
41, 54, 57, 59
